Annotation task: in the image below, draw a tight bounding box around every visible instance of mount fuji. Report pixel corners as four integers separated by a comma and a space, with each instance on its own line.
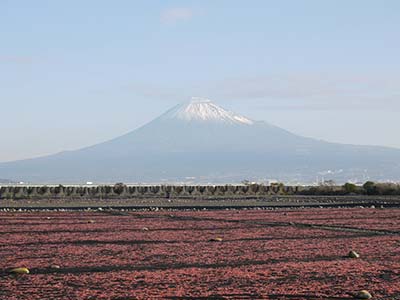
1, 98, 400, 184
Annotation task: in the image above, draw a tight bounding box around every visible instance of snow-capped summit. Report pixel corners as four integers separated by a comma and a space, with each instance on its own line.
159, 97, 254, 125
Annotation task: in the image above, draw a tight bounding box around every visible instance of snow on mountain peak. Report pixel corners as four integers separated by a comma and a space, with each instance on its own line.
190, 97, 212, 103
160, 98, 254, 125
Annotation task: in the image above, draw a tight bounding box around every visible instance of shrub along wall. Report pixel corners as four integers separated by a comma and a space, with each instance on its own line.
0, 184, 294, 200
1, 182, 399, 200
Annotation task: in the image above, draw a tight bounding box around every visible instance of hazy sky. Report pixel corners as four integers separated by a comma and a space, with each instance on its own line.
1, 1, 400, 162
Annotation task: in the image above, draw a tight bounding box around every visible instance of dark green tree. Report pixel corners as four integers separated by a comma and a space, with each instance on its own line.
343, 183, 357, 194
363, 181, 377, 195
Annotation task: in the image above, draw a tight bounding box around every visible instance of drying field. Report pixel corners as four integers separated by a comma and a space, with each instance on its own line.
0, 208, 399, 299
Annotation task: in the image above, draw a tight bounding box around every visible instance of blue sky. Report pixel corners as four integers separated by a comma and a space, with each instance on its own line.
1, 0, 400, 162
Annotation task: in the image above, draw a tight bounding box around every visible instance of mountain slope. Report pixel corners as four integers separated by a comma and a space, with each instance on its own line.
1, 98, 400, 183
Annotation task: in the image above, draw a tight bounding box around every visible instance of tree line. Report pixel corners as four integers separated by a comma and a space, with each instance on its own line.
300, 181, 400, 196
0, 182, 399, 200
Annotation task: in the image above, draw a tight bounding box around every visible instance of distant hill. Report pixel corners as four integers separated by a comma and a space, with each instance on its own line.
0, 178, 16, 184
1, 98, 400, 184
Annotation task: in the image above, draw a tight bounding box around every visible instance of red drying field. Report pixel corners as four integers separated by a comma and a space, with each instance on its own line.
0, 208, 399, 299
